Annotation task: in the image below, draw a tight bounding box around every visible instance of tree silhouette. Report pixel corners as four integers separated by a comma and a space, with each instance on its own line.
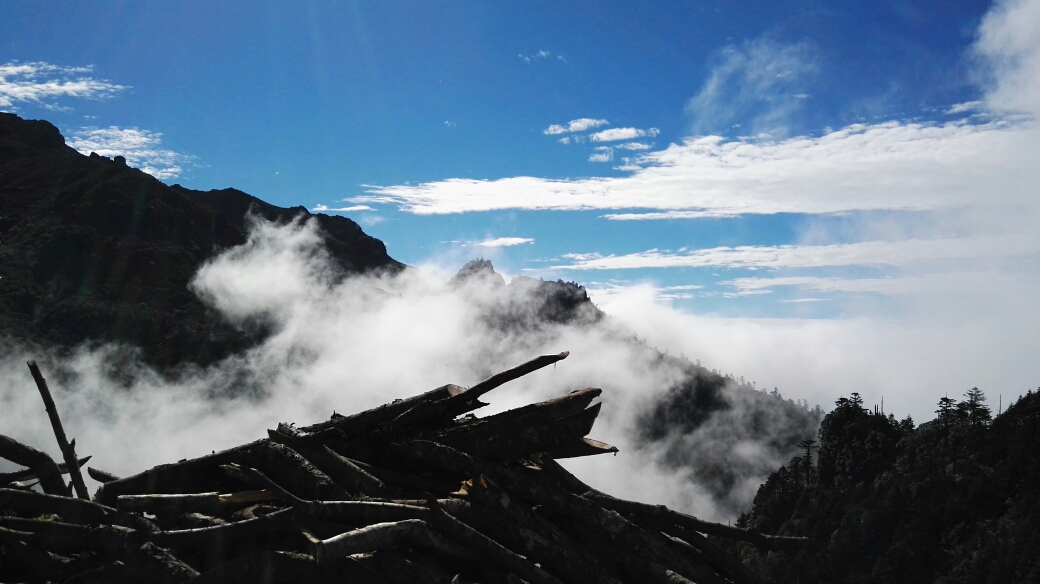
936, 395, 958, 428
960, 387, 992, 426
797, 439, 817, 486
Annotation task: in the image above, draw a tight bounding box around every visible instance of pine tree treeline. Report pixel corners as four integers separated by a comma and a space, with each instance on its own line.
718, 387, 1040, 583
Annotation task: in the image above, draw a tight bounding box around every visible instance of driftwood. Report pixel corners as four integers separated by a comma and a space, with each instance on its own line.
26, 360, 90, 500
1, 351, 798, 584
0, 433, 68, 495
86, 466, 120, 483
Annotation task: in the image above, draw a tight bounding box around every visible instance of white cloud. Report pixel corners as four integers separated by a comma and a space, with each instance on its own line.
724, 272, 1014, 295
589, 127, 660, 142
974, 0, 1040, 116
686, 38, 818, 137
603, 211, 735, 220
520, 50, 560, 64
0, 61, 127, 111
67, 126, 191, 180
588, 147, 613, 162
470, 237, 534, 247
444, 120, 456, 127
544, 118, 609, 135
312, 204, 373, 213
355, 119, 1038, 217
551, 235, 1039, 270
945, 101, 985, 115
615, 142, 652, 150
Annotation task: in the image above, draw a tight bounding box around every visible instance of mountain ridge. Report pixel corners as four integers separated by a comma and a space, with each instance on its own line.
0, 113, 403, 367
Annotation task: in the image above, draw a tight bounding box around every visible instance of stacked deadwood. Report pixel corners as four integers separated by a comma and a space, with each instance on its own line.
0, 352, 806, 584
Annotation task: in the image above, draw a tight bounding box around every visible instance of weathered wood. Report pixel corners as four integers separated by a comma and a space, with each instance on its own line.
662, 529, 767, 584
308, 519, 479, 564
190, 550, 390, 584
94, 439, 269, 506
86, 466, 120, 483
0, 487, 158, 533
425, 497, 565, 584
0, 539, 78, 583
115, 489, 278, 515
268, 426, 396, 497
148, 507, 295, 548
435, 388, 602, 444
0, 432, 68, 495
0, 521, 198, 583
584, 491, 809, 552
26, 360, 90, 500
246, 441, 351, 501
439, 402, 606, 461
528, 453, 594, 494
0, 452, 91, 487
226, 464, 431, 526
390, 353, 571, 430
549, 437, 619, 459
118, 492, 219, 514
395, 441, 712, 584
454, 476, 623, 584
299, 384, 466, 437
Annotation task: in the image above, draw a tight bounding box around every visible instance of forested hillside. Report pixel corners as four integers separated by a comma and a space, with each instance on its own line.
722, 387, 1040, 583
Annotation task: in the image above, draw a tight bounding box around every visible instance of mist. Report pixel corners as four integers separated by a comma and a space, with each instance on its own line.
0, 215, 819, 521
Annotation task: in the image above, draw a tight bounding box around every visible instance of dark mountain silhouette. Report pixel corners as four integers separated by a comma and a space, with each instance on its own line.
721, 388, 1040, 583
0, 113, 403, 367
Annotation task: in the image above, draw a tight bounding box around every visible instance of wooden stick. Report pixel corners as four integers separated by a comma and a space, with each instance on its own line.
26, 361, 90, 499
392, 353, 571, 429
0, 453, 91, 487
308, 519, 479, 564
0, 432, 68, 495
0, 487, 159, 533
86, 466, 120, 483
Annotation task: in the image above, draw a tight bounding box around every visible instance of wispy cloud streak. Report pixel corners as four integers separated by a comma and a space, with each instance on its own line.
552, 235, 1039, 270
0, 61, 126, 111
68, 127, 191, 180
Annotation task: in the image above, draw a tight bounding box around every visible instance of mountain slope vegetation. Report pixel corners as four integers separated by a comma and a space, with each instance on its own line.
724, 388, 1040, 583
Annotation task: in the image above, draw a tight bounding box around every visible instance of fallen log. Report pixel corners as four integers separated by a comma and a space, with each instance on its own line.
584, 491, 809, 553
456, 475, 623, 584
94, 439, 269, 506
27, 360, 90, 500
116, 490, 277, 515
0, 433, 68, 495
268, 425, 396, 497
395, 441, 716, 584
305, 519, 479, 564
0, 488, 158, 533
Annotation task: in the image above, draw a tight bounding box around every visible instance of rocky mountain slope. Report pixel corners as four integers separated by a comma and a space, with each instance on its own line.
0, 113, 403, 367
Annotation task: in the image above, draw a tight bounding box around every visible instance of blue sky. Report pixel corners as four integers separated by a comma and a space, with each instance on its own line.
3, 0, 1039, 417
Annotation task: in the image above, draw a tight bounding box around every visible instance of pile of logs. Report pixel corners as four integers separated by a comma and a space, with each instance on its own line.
0, 352, 805, 583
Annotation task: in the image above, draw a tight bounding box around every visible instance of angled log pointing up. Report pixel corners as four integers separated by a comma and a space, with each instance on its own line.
26, 361, 89, 500
0, 433, 67, 495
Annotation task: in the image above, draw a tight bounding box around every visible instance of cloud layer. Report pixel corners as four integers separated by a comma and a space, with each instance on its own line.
0, 61, 126, 111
